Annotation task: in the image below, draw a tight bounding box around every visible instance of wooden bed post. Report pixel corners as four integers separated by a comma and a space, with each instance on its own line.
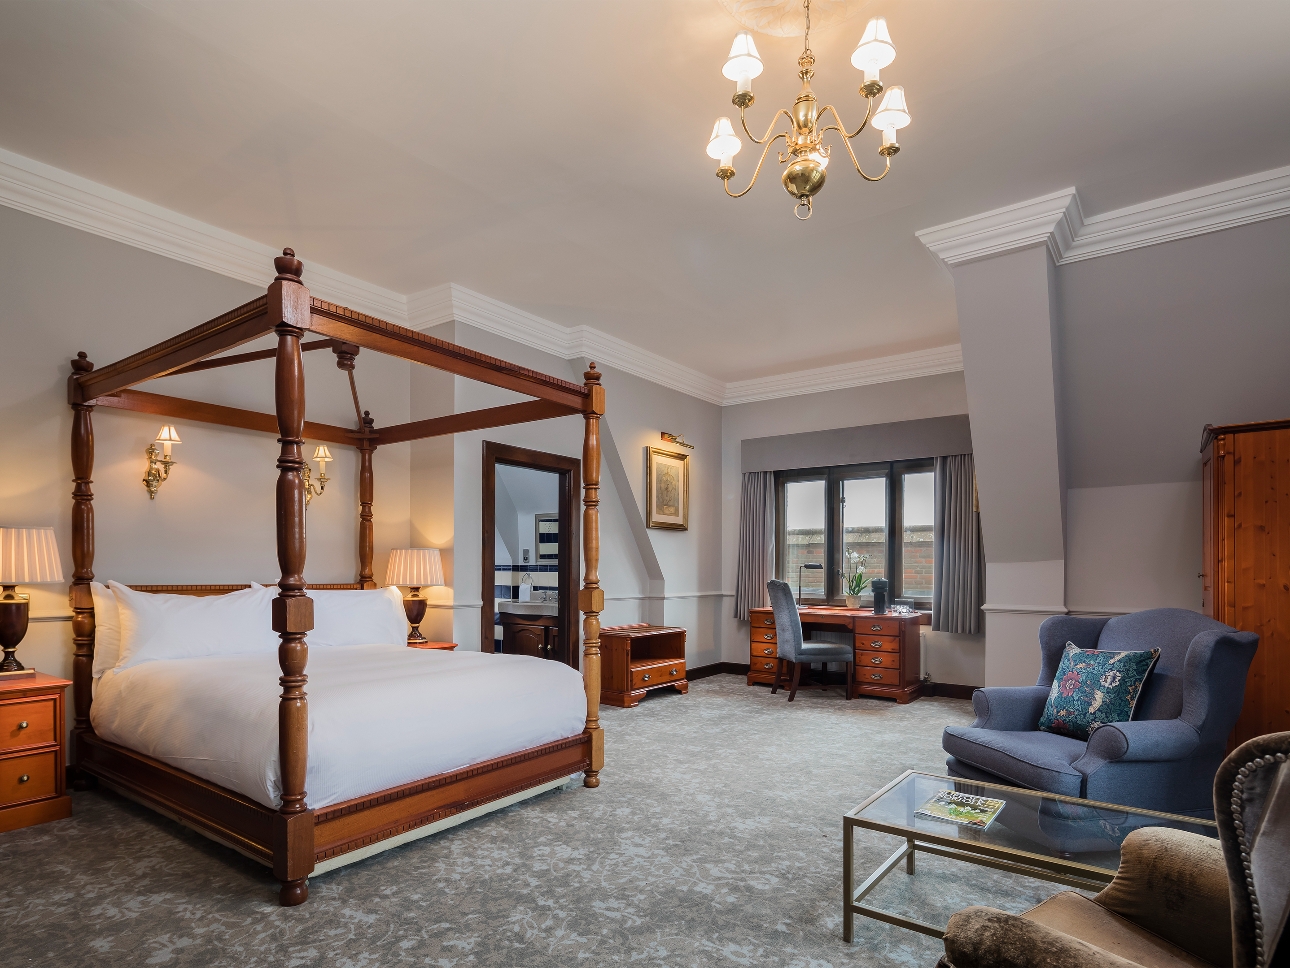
69, 353, 96, 749
357, 412, 376, 588
269, 249, 315, 906
579, 364, 605, 788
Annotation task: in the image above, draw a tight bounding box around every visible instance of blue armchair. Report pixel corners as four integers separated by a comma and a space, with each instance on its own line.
942, 608, 1258, 817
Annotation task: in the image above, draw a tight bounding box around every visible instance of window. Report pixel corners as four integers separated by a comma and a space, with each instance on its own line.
775, 460, 935, 607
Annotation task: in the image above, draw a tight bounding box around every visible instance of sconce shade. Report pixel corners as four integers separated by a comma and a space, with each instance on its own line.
155, 425, 181, 444
0, 528, 64, 584
722, 30, 763, 82
707, 117, 742, 159
851, 17, 896, 73
312, 445, 333, 463
386, 548, 445, 588
873, 85, 911, 130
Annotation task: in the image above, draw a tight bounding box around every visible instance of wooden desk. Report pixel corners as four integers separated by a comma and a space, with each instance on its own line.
747, 607, 923, 704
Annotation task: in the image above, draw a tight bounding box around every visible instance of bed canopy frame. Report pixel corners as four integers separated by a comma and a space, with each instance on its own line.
66, 249, 605, 906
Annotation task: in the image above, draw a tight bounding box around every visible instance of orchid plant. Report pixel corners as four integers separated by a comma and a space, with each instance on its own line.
841, 551, 870, 598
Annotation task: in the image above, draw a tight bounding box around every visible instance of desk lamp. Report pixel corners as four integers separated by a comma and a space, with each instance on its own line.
797, 562, 824, 604
386, 548, 445, 644
0, 528, 64, 674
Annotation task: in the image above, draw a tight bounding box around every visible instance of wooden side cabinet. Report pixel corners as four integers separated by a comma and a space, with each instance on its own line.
499, 612, 560, 660
0, 672, 72, 833
601, 625, 688, 708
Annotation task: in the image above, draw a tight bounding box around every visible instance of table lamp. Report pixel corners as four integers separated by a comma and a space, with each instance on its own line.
797, 561, 824, 604
0, 527, 64, 674
386, 548, 445, 644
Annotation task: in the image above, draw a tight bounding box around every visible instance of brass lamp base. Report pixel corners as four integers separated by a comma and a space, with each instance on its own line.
403, 588, 429, 645
0, 588, 30, 673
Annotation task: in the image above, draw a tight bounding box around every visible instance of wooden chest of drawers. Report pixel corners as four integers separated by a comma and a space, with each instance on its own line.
601, 625, 688, 708
746, 607, 922, 703
0, 672, 72, 833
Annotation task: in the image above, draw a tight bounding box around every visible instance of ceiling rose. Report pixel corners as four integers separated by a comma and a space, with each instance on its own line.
707, 0, 911, 219
717, 0, 870, 38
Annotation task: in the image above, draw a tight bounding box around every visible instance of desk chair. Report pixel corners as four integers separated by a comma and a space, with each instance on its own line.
767, 579, 855, 702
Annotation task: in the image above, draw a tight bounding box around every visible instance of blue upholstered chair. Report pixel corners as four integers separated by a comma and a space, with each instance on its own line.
767, 579, 854, 702
942, 609, 1258, 817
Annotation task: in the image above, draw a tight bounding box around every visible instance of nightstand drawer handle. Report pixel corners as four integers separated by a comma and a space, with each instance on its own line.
763, 633, 773, 640
870, 673, 883, 680
17, 721, 27, 729
871, 624, 883, 631
17, 774, 29, 783
642, 674, 651, 682
670, 668, 679, 676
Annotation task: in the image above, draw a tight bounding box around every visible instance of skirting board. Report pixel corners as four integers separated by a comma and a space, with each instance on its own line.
312, 773, 578, 875
923, 681, 978, 700
688, 662, 750, 680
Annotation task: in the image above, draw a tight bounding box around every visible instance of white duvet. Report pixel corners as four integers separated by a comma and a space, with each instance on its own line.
91, 644, 587, 810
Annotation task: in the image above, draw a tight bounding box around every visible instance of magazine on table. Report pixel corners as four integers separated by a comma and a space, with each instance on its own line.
915, 790, 1006, 830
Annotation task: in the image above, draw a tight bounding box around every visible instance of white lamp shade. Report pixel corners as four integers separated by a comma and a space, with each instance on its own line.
707, 117, 742, 160
386, 548, 444, 588
0, 527, 64, 585
851, 17, 896, 73
722, 30, 763, 81
155, 425, 181, 444
312, 445, 333, 462
873, 85, 911, 131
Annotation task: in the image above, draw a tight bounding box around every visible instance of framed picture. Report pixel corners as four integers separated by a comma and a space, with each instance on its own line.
647, 448, 689, 530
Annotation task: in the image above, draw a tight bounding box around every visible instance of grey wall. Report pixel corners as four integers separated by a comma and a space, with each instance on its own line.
741, 414, 973, 473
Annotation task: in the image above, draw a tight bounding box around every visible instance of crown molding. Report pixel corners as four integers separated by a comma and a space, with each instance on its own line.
0, 146, 408, 321
0, 145, 962, 406
916, 189, 1081, 267
722, 344, 965, 406
918, 165, 1290, 269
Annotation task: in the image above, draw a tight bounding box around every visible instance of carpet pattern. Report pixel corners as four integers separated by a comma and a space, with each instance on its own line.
1, 676, 1068, 967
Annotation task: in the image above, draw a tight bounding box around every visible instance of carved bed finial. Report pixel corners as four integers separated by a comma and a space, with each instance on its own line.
274, 247, 304, 282
584, 361, 600, 382
71, 351, 94, 373
332, 341, 360, 372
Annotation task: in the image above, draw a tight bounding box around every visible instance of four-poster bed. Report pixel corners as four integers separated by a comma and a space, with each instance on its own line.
66, 249, 606, 906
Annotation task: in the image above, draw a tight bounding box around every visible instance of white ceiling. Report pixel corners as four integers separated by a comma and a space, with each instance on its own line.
0, 1, 1287, 383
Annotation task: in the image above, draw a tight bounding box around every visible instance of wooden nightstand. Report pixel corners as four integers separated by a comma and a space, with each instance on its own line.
0, 672, 72, 833
407, 641, 458, 651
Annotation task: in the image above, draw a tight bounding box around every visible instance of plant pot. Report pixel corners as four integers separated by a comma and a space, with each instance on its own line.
845, 595, 860, 609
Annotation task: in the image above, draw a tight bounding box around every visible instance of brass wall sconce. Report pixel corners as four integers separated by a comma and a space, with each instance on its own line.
661, 432, 695, 450
143, 425, 181, 499
303, 445, 332, 508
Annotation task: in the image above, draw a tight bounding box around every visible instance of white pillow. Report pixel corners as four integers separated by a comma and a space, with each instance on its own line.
109, 581, 279, 670
90, 582, 121, 678
308, 586, 407, 647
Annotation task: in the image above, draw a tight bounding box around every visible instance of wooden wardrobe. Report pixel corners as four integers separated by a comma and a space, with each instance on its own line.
1202, 419, 1289, 745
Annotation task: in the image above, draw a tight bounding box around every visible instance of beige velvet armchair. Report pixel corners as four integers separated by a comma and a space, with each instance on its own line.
937, 732, 1290, 968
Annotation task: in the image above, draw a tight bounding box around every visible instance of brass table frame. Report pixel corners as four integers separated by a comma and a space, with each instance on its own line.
842, 770, 1218, 941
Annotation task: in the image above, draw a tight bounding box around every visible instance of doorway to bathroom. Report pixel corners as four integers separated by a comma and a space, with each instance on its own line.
481, 441, 580, 667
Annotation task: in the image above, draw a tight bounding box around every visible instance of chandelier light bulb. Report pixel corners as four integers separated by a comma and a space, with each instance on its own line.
707, 117, 742, 160
722, 30, 764, 86
873, 85, 910, 131
851, 17, 896, 84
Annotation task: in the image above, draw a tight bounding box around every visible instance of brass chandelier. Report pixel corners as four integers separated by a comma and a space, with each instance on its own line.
707, 0, 911, 219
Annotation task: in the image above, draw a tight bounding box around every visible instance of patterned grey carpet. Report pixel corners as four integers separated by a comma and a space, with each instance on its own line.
0, 676, 1065, 967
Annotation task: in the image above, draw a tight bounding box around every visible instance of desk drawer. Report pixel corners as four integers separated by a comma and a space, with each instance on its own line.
750, 642, 777, 659
750, 628, 777, 646
630, 660, 685, 691
856, 667, 901, 686
0, 750, 57, 806
857, 651, 900, 670
0, 699, 55, 753
855, 634, 901, 654
749, 658, 780, 676
858, 616, 902, 636
750, 611, 776, 629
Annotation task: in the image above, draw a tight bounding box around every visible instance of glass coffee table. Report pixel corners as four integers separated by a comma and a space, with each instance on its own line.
843, 770, 1217, 941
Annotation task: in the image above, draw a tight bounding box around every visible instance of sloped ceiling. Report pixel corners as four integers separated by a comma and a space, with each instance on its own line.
0, 0, 1287, 382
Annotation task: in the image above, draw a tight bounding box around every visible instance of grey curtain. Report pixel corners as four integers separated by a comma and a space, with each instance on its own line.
933, 454, 985, 634
733, 471, 776, 621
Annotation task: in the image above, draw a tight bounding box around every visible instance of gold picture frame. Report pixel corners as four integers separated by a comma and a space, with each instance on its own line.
647, 448, 689, 530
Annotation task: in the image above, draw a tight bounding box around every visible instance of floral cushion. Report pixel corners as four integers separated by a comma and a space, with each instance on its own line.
1038, 643, 1160, 741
